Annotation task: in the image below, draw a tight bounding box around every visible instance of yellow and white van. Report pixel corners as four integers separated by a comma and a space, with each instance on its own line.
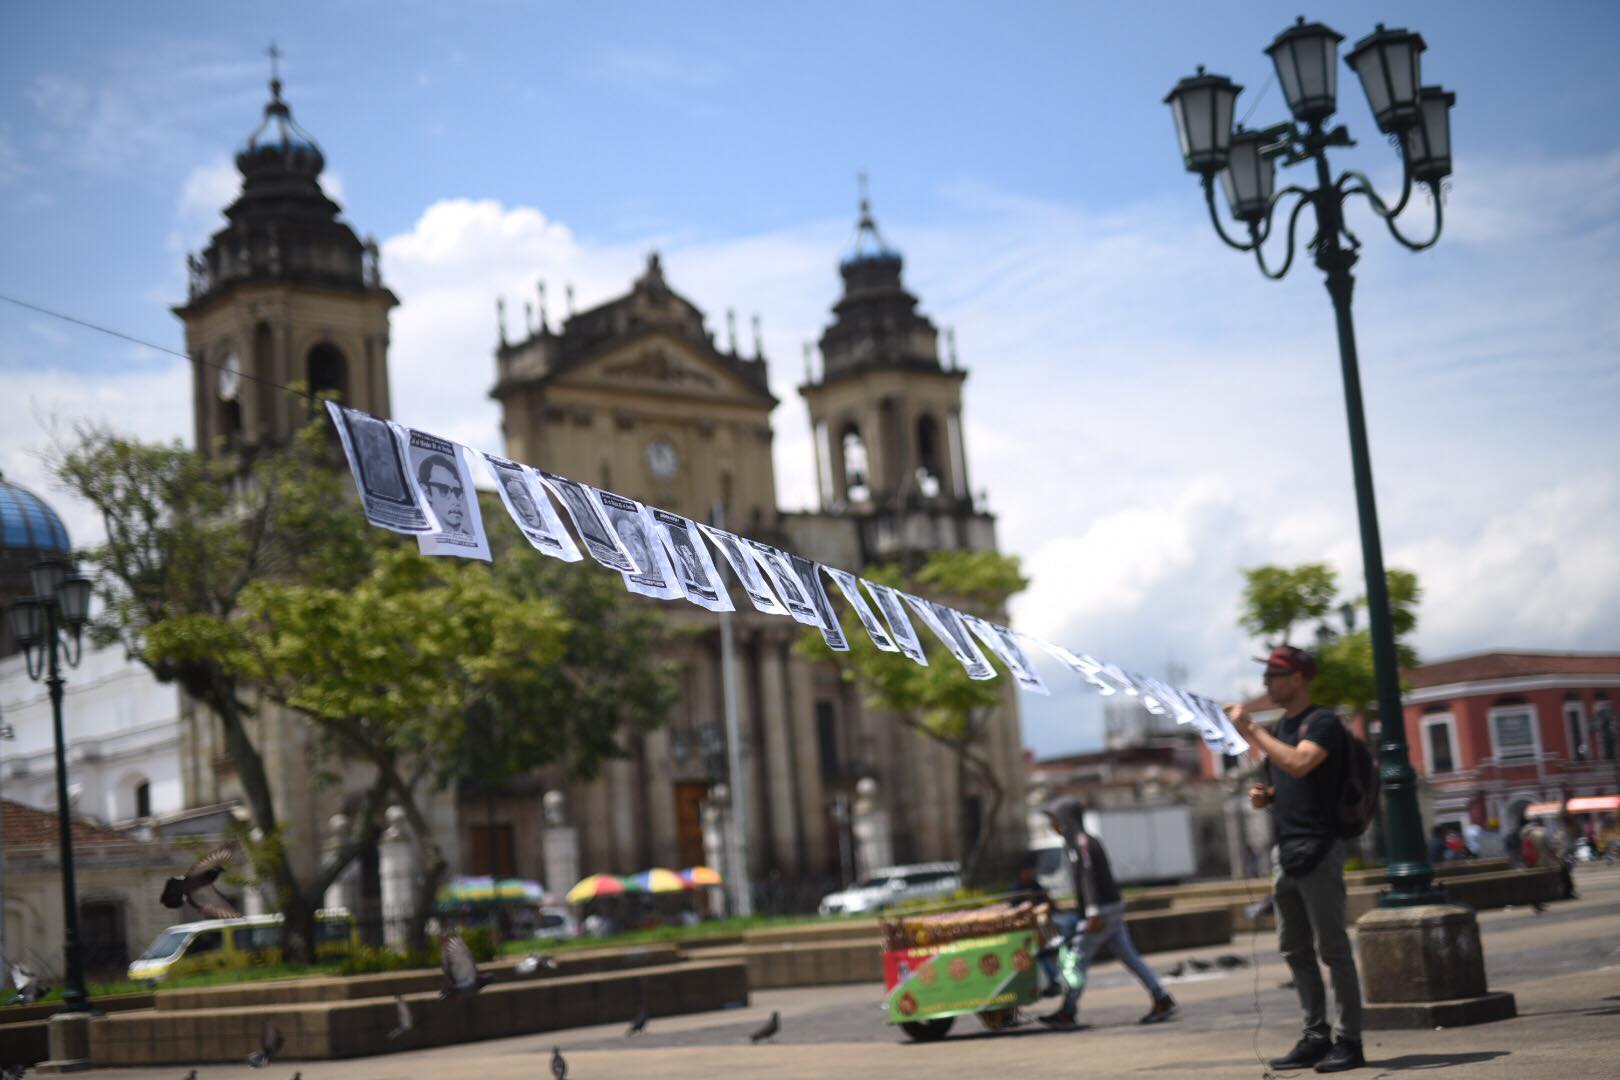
127, 910, 358, 983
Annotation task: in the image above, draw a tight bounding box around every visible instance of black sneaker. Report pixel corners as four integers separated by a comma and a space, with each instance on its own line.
1314, 1040, 1365, 1073
1269, 1036, 1332, 1069
1139, 995, 1178, 1024
1037, 1010, 1078, 1029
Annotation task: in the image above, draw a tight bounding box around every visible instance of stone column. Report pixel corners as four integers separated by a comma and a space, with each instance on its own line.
322, 813, 360, 912
701, 786, 731, 917
742, 632, 770, 881
758, 635, 800, 876
607, 756, 639, 870
377, 805, 415, 948
852, 777, 893, 880
1357, 904, 1517, 1027
786, 651, 829, 874
541, 791, 579, 903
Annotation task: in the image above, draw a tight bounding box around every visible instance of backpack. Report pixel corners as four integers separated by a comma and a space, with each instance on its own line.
1337, 718, 1381, 839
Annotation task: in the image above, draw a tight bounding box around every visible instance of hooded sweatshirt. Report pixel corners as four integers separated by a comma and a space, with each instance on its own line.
1043, 797, 1122, 917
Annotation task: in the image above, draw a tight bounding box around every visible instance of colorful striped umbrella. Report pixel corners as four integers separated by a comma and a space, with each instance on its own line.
627, 867, 689, 893
680, 865, 723, 886
437, 876, 548, 906
566, 873, 629, 903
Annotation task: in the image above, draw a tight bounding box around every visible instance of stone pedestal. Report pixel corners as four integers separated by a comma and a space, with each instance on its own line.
1356, 903, 1516, 1029
852, 777, 893, 881
37, 1012, 92, 1073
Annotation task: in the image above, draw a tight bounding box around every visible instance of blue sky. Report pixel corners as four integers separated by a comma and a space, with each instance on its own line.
4, 2, 1619, 757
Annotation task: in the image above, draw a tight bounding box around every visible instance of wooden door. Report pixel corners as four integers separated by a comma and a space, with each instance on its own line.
673, 782, 709, 869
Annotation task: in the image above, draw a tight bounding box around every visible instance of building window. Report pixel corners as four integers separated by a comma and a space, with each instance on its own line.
1489, 706, 1541, 763
1564, 701, 1587, 762
1422, 715, 1458, 775
306, 343, 349, 401
841, 426, 869, 502
135, 781, 151, 819
815, 701, 841, 781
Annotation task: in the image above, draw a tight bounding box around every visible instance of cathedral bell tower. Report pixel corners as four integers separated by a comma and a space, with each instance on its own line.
174, 57, 397, 460
800, 191, 995, 566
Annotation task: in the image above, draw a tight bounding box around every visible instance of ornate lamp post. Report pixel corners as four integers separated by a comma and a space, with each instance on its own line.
1166, 18, 1455, 909
7, 556, 95, 1012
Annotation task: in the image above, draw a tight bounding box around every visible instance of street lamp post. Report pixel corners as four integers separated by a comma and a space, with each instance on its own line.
7, 556, 95, 1012
1166, 19, 1455, 909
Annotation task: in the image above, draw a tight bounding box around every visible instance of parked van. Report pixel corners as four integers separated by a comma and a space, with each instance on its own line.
127, 910, 358, 984
817, 862, 961, 916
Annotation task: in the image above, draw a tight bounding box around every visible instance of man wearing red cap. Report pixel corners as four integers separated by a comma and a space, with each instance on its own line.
1226, 645, 1364, 1073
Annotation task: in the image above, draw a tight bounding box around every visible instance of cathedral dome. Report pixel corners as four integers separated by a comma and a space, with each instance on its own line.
0, 472, 70, 557
235, 75, 326, 183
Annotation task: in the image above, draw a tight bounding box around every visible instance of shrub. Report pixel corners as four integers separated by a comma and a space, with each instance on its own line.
460, 926, 498, 963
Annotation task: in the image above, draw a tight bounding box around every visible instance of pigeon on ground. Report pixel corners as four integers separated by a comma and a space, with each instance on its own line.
749, 1010, 781, 1043
181, 1071, 197, 1080
387, 995, 413, 1039
438, 932, 493, 999
1185, 957, 1212, 972
1163, 961, 1186, 978
551, 1045, 568, 1079
1214, 954, 1249, 969
246, 1022, 283, 1068
160, 844, 240, 920
626, 1000, 648, 1036
1532, 901, 1547, 914
5, 964, 45, 1005
515, 952, 559, 976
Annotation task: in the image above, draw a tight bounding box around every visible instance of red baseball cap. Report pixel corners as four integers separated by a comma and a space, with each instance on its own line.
1254, 644, 1317, 679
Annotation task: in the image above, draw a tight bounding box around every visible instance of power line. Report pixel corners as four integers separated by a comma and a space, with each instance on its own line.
0, 292, 315, 402
1240, 72, 1276, 128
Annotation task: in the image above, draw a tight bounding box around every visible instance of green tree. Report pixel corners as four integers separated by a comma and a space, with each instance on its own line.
1238, 563, 1421, 715
798, 550, 1029, 886
51, 419, 386, 960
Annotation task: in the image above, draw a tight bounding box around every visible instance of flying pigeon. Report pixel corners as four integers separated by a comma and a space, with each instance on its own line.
625, 999, 648, 1037
438, 932, 493, 998
1214, 954, 1249, 969
551, 1046, 568, 1079
246, 1022, 283, 1068
387, 995, 413, 1039
749, 1010, 780, 1043
1242, 895, 1274, 922
515, 952, 559, 976
6, 964, 45, 1005
160, 844, 240, 920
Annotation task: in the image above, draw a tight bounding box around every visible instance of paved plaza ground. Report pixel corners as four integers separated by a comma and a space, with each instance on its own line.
75, 865, 1620, 1079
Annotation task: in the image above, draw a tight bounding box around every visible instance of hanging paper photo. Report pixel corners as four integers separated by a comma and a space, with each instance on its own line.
651, 510, 734, 613
902, 594, 995, 680
325, 401, 435, 534
789, 555, 848, 651
746, 540, 821, 626
596, 490, 685, 601
401, 430, 490, 561
822, 567, 896, 652
481, 453, 582, 562
862, 581, 928, 666
536, 471, 641, 574
961, 615, 1050, 695
696, 523, 787, 616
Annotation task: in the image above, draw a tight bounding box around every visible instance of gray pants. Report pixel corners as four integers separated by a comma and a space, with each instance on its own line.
1272, 839, 1362, 1043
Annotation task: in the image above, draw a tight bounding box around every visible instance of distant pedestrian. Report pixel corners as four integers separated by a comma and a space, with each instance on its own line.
1010, 852, 1060, 997
1445, 827, 1466, 861
1429, 825, 1450, 866
1036, 797, 1177, 1029
1226, 645, 1364, 1073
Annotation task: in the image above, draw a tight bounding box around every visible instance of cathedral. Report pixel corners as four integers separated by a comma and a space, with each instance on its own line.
171, 71, 1027, 912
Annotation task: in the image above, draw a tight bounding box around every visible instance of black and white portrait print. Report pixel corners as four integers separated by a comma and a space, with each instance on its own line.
404, 430, 490, 561
325, 402, 432, 534
901, 593, 995, 680
481, 453, 582, 562
863, 580, 928, 665
823, 566, 895, 652
651, 510, 733, 612
746, 541, 820, 626
789, 555, 847, 651
696, 524, 786, 616
961, 614, 1049, 695
537, 472, 638, 573
596, 490, 683, 601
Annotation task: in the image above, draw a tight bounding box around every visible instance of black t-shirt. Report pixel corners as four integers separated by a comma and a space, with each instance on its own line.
1269, 705, 1346, 847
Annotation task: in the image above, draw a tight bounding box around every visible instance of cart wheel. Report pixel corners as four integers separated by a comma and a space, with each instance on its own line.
900, 1017, 955, 1042
978, 1006, 1018, 1031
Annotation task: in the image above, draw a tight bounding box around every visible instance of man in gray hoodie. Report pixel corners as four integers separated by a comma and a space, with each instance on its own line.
1038, 797, 1177, 1028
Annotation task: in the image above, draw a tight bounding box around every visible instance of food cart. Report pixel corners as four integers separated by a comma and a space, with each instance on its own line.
880, 903, 1050, 1041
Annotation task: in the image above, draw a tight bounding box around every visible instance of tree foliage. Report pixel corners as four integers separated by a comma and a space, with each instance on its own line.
798, 550, 1029, 885
1238, 562, 1422, 715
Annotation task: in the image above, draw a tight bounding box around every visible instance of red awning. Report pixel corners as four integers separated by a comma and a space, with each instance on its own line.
1524, 795, 1620, 816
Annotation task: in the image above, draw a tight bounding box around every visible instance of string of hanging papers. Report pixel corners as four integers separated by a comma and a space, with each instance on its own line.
325, 401, 1249, 758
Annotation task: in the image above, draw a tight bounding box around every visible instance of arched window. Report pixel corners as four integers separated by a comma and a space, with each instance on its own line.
915, 414, 941, 496
841, 425, 869, 502
135, 781, 151, 819
306, 343, 349, 401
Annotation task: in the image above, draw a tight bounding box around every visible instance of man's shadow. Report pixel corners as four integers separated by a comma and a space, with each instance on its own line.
1371, 1050, 1509, 1072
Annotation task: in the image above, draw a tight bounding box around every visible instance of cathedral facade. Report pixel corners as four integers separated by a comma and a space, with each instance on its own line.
173, 72, 1026, 914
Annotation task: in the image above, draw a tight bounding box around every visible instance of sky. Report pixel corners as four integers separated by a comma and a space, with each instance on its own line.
3, 2, 1618, 759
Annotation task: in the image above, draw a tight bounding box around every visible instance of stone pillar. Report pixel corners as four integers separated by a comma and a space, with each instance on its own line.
1357, 904, 1517, 1028
852, 777, 894, 880
758, 636, 800, 875
742, 633, 770, 880
607, 756, 639, 870
322, 813, 361, 912
541, 791, 579, 903
786, 651, 829, 874
40, 1012, 90, 1074
242, 827, 269, 917
701, 786, 732, 916
378, 805, 415, 948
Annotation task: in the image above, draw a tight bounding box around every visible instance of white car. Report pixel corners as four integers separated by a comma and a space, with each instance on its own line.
818, 862, 961, 916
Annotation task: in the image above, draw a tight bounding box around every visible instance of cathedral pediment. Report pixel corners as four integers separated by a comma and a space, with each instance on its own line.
561, 332, 776, 406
